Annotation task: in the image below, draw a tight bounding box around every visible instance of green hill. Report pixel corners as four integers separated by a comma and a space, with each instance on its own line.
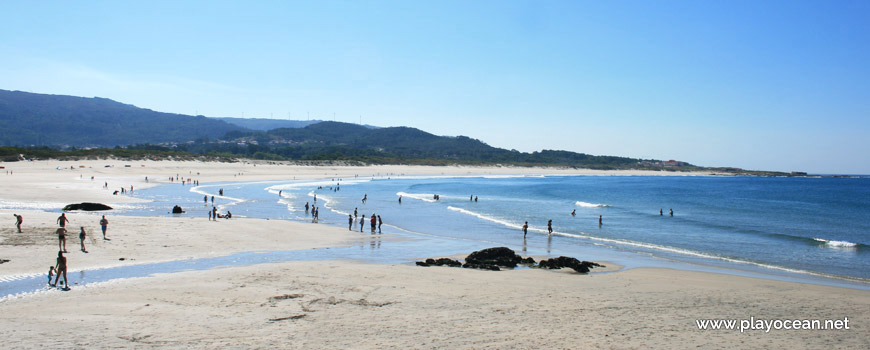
0, 89, 243, 147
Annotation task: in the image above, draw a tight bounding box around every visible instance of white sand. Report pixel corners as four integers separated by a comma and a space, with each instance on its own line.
0, 160, 867, 349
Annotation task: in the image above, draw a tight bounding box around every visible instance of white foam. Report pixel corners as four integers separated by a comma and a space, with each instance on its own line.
446, 206, 524, 230
444, 205, 857, 281
813, 238, 859, 248
397, 192, 437, 203
575, 201, 611, 208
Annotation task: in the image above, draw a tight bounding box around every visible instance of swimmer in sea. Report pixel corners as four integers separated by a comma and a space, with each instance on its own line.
571, 209, 576, 217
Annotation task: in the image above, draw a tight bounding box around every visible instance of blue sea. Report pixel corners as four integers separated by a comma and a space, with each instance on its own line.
116, 174, 870, 286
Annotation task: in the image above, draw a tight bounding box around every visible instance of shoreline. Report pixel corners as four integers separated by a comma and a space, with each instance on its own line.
1, 160, 868, 348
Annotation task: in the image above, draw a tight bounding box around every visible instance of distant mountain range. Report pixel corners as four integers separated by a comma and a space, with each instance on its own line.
0, 89, 713, 171
215, 117, 321, 131
0, 89, 243, 147
216, 117, 379, 131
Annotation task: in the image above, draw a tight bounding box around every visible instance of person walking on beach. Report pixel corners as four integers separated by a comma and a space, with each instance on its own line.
57, 213, 69, 228
99, 215, 109, 240
14, 213, 23, 233
53, 251, 68, 289
522, 221, 529, 238
78, 227, 88, 253
56, 227, 68, 252
348, 215, 353, 230
377, 215, 383, 233
360, 215, 366, 232
547, 220, 553, 235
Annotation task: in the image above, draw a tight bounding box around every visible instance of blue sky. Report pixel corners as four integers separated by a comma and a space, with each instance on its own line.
1, 1, 868, 173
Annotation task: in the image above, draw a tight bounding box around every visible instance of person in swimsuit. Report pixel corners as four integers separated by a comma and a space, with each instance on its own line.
547, 220, 553, 235
377, 215, 383, 233
522, 221, 529, 238
14, 213, 23, 233
79, 227, 87, 252
53, 251, 68, 288
370, 213, 377, 232
100, 215, 109, 239
56, 227, 68, 252
57, 213, 69, 228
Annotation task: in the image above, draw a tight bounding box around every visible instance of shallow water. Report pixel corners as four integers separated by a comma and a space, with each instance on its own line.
6, 174, 870, 298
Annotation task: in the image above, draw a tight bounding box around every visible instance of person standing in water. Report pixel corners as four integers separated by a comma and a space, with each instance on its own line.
669, 208, 673, 217
14, 213, 23, 233
660, 208, 663, 216
53, 251, 68, 289
547, 220, 553, 235
360, 215, 366, 232
522, 221, 529, 238
370, 214, 377, 233
348, 215, 354, 231
99, 215, 109, 240
571, 209, 576, 217
377, 215, 383, 233
599, 215, 603, 225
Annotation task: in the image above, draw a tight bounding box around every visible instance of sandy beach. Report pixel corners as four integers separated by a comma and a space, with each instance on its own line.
1, 160, 867, 349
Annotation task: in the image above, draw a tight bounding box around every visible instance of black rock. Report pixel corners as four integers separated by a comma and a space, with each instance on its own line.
465, 247, 523, 268
62, 202, 113, 211
171, 205, 184, 214
520, 257, 536, 265
537, 256, 603, 273
433, 258, 462, 267
462, 263, 500, 271
416, 258, 462, 267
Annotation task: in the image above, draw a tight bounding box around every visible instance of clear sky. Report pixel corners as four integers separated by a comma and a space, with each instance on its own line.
1, 1, 868, 174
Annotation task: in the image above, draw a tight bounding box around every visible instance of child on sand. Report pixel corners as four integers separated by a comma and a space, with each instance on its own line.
48, 266, 55, 286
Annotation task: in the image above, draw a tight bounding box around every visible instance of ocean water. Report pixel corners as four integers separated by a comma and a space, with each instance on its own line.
114, 174, 870, 284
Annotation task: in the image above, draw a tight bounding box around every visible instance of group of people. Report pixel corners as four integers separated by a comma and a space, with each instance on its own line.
209, 207, 232, 220
350, 213, 382, 233
42, 213, 111, 290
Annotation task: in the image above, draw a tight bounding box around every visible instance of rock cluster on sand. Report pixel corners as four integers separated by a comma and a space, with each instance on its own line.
419, 247, 613, 272
62, 202, 113, 211
537, 256, 603, 273
463, 247, 535, 270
